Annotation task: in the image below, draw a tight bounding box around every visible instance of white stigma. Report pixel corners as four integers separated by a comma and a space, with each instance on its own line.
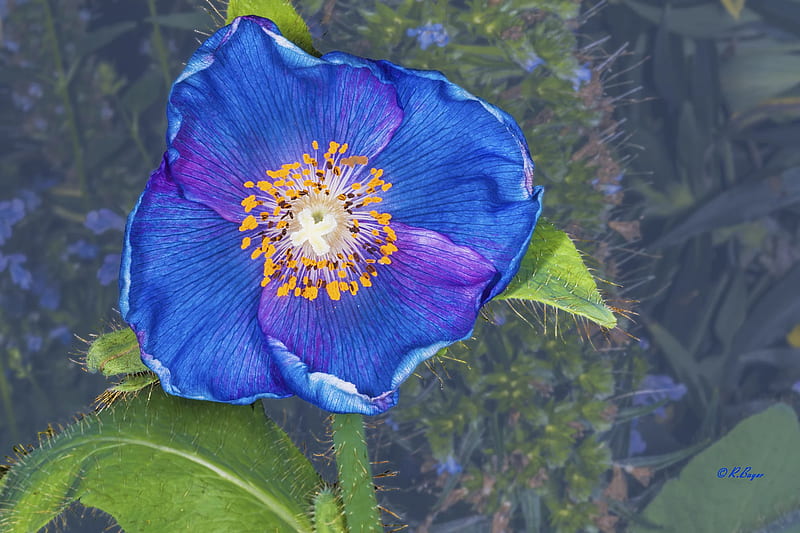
289, 207, 337, 256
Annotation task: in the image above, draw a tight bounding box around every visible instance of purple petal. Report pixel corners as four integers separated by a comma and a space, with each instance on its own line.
120, 160, 290, 403
258, 222, 497, 414
166, 17, 403, 223
322, 52, 542, 299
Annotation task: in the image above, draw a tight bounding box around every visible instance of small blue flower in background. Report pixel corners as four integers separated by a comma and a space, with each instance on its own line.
25, 334, 43, 352
519, 51, 545, 73
120, 16, 542, 415
49, 325, 72, 345
638, 335, 650, 351
0, 198, 26, 245
98, 253, 121, 286
18, 190, 41, 212
67, 239, 99, 260
37, 284, 60, 310
2, 253, 32, 290
591, 173, 623, 196
12, 92, 33, 112
406, 23, 449, 50
628, 421, 647, 456
632, 374, 687, 418
384, 416, 400, 432
27, 82, 43, 100
792, 381, 800, 394
85, 208, 126, 235
436, 455, 463, 476
32, 272, 61, 310
570, 63, 592, 91
627, 374, 686, 456
491, 307, 507, 326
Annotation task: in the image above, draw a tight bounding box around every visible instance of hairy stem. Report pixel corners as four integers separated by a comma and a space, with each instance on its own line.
331, 413, 381, 533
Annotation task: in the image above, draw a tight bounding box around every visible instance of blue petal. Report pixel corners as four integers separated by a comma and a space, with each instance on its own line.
322, 52, 543, 299
258, 222, 497, 414
120, 160, 290, 403
166, 16, 403, 223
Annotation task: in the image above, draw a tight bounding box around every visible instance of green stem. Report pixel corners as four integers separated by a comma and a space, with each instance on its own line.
147, 0, 173, 91
0, 354, 19, 442
331, 414, 381, 533
41, 0, 87, 202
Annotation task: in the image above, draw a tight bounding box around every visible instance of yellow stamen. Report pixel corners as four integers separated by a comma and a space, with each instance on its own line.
326, 281, 341, 301
239, 215, 257, 232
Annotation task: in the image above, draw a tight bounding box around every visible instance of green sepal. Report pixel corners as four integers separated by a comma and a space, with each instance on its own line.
0, 389, 322, 532
496, 219, 617, 329
313, 487, 346, 533
226, 0, 318, 56
85, 327, 147, 376
108, 372, 160, 393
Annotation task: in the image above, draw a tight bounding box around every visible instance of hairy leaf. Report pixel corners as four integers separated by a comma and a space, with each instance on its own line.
0, 390, 321, 532
497, 219, 617, 329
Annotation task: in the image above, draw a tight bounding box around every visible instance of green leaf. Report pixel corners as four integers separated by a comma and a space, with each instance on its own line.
720, 40, 800, 113
0, 390, 321, 532
732, 262, 800, 353
654, 167, 800, 248
496, 219, 617, 329
645, 322, 708, 411
75, 21, 136, 59
632, 404, 800, 533
226, 0, 317, 56
622, 0, 758, 39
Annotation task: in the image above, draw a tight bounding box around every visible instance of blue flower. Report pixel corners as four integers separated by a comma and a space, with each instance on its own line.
67, 239, 99, 260
570, 64, 592, 91
49, 325, 72, 345
436, 455, 463, 476
33, 275, 60, 310
25, 334, 43, 352
120, 16, 542, 415
98, 253, 121, 286
632, 374, 687, 418
520, 51, 545, 73
628, 421, 647, 456
0, 198, 25, 245
3, 253, 32, 289
85, 208, 126, 235
406, 23, 449, 50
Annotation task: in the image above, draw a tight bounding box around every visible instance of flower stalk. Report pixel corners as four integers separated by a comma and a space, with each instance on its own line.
146, 0, 173, 91
41, 0, 87, 203
332, 413, 381, 533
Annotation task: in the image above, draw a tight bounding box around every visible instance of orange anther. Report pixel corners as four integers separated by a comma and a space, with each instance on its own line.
326, 281, 341, 301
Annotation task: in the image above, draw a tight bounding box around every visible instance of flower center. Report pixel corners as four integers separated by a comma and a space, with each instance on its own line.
237, 141, 397, 301
290, 207, 337, 256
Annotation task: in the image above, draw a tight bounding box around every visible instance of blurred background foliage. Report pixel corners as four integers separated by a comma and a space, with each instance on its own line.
0, 0, 799, 531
